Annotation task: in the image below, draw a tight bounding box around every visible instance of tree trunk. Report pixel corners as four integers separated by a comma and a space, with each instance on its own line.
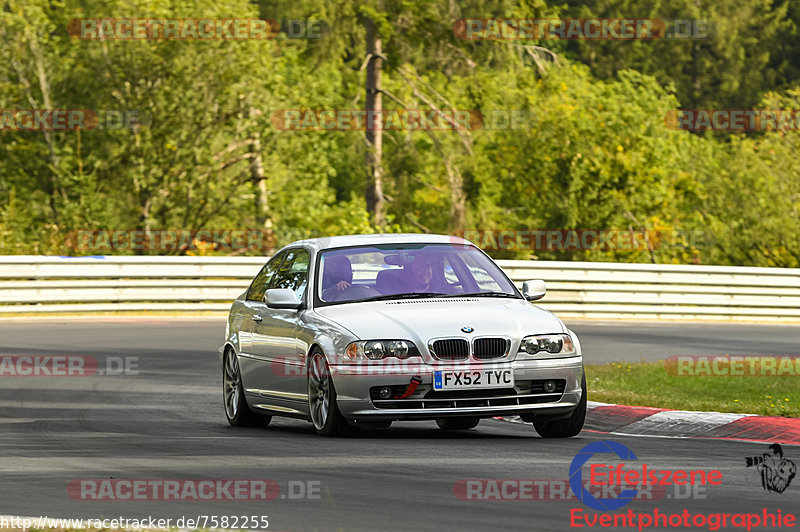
249, 107, 269, 229
365, 18, 385, 228
446, 162, 467, 231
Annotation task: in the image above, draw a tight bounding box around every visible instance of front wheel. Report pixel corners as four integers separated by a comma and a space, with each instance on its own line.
533, 372, 587, 438
308, 350, 358, 437
223, 349, 271, 427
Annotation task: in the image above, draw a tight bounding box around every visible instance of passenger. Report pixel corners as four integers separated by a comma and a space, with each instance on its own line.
321, 255, 352, 301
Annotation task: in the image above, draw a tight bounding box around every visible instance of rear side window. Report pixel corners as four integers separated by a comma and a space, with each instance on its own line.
247, 251, 285, 301
271, 248, 310, 301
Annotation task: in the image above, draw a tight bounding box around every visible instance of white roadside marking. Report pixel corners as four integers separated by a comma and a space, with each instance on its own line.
612, 410, 754, 437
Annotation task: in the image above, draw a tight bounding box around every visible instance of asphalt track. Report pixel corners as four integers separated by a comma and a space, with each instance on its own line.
0, 318, 798, 531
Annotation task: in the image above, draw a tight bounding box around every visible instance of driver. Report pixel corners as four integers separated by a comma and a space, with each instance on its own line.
405, 256, 439, 292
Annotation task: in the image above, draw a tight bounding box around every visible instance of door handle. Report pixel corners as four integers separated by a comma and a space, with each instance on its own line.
252, 315, 263, 323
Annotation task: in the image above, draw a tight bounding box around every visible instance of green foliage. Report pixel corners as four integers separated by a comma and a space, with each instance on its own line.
561, 0, 799, 109
1, 0, 799, 265
696, 89, 800, 267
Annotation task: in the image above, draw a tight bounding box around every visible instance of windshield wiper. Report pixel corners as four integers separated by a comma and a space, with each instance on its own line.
444, 291, 518, 298
358, 292, 448, 302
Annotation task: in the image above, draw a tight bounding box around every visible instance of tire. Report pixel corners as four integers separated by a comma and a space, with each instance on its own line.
223, 349, 271, 427
308, 350, 358, 437
436, 417, 480, 430
533, 371, 587, 438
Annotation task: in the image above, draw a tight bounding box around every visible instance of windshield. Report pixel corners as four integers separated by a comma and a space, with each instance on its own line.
316, 243, 519, 304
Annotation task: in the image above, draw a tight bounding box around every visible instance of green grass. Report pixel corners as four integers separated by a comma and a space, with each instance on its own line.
586, 360, 800, 417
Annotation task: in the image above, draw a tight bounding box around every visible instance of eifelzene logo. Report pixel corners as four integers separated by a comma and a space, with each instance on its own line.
570, 440, 722, 512
745, 444, 796, 494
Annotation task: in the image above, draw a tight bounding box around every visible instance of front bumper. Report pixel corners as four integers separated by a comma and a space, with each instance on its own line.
331, 356, 583, 422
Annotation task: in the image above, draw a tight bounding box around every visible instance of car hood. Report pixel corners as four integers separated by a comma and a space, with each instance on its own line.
315, 297, 565, 343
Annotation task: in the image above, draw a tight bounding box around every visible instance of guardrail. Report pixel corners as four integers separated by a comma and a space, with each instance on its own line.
501, 260, 800, 321
2, 256, 800, 321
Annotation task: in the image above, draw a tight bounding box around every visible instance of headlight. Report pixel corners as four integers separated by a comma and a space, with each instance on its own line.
387, 340, 410, 359
364, 341, 386, 360
519, 334, 576, 356
344, 340, 420, 362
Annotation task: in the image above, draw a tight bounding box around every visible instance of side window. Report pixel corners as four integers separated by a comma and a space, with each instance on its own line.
271, 248, 310, 301
246, 251, 285, 301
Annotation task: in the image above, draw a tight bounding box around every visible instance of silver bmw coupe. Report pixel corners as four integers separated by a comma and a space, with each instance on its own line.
219, 233, 586, 437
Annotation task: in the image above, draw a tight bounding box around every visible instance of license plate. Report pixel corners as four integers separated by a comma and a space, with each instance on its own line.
433, 369, 514, 391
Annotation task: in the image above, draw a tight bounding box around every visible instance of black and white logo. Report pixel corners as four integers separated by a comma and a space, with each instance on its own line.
745, 443, 796, 494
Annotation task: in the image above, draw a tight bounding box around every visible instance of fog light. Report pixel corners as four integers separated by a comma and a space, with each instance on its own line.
377, 386, 393, 400
543, 380, 557, 393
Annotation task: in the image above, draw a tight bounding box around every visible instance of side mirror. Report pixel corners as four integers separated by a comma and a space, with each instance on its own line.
522, 280, 546, 302
264, 288, 303, 310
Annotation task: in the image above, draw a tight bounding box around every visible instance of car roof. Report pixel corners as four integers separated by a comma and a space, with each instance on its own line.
283, 233, 472, 252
